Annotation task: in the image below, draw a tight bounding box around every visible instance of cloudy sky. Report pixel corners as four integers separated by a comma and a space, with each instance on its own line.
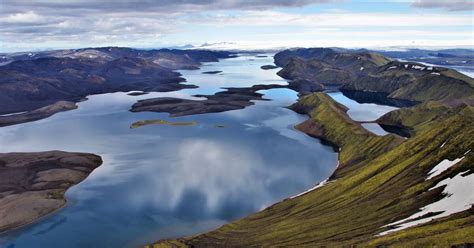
0, 0, 473, 52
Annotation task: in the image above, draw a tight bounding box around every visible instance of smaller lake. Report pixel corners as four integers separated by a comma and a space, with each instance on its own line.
327, 92, 398, 136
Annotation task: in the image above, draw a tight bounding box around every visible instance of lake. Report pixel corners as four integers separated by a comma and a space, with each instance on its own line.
0, 54, 397, 248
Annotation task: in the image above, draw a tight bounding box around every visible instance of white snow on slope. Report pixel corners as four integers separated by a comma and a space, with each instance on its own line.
0, 111, 27, 117
379, 169, 474, 236
427, 157, 465, 180
290, 179, 329, 199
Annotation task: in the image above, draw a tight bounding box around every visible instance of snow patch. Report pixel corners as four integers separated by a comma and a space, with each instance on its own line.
0, 111, 27, 117
244, 123, 259, 129
412, 65, 425, 70
427, 157, 464, 180
379, 169, 474, 236
360, 66, 364, 71
431, 72, 441, 76
290, 180, 329, 199
388, 66, 397, 70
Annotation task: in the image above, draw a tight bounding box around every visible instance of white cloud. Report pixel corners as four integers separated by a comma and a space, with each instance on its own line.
193, 10, 473, 27
1, 11, 47, 24
0, 0, 472, 52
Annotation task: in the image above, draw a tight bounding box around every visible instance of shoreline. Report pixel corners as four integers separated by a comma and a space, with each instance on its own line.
0, 151, 103, 234
0, 200, 66, 236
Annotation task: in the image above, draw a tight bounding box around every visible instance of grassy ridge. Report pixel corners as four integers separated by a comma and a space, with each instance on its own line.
149, 92, 473, 247
377, 100, 474, 140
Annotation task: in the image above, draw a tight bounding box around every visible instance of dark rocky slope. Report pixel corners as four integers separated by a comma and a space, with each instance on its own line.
275, 48, 389, 88
342, 61, 474, 102
274, 48, 474, 103
0, 47, 235, 69
0, 48, 235, 125
0, 56, 187, 114
375, 48, 474, 68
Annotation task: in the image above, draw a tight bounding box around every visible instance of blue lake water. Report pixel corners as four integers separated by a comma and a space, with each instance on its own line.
327, 92, 398, 136
0, 54, 397, 247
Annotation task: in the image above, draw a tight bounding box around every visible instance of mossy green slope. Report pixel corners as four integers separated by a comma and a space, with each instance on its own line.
342, 61, 474, 103
388, 72, 474, 102
377, 100, 474, 137
275, 48, 474, 103
150, 92, 474, 247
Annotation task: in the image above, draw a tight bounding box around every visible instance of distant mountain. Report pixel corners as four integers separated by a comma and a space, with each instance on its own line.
274, 48, 389, 90
341, 60, 474, 103
0, 47, 235, 69
374, 48, 474, 68
274, 48, 474, 103
0, 48, 236, 115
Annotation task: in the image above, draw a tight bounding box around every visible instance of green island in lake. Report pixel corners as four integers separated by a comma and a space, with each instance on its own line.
130, 119, 198, 129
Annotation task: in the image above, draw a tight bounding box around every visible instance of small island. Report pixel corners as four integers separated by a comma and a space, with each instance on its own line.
260, 65, 279, 70
202, 70, 223, 74
127, 92, 149, 96
130, 119, 197, 128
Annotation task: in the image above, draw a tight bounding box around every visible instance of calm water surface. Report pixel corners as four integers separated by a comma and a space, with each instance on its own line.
0, 55, 338, 248
327, 92, 398, 135
0, 54, 399, 248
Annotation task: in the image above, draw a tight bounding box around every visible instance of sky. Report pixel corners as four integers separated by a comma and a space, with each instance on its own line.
0, 0, 473, 52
